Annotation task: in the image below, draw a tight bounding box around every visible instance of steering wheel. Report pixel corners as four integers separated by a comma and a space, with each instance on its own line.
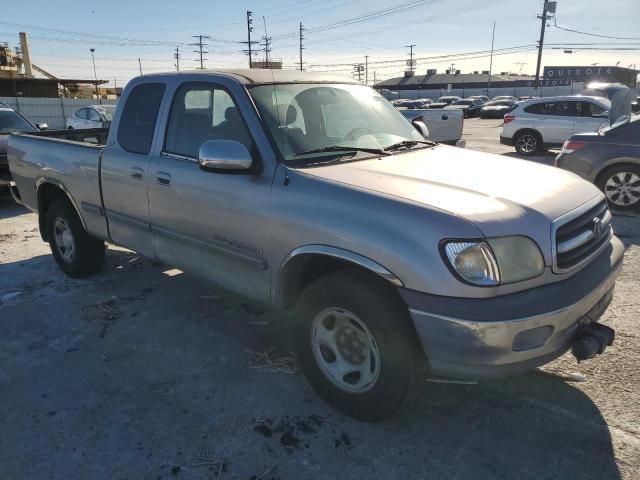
344, 127, 372, 142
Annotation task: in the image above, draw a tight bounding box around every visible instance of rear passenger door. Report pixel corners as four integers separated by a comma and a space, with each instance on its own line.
147, 80, 273, 301
575, 101, 608, 134
528, 101, 575, 145
101, 82, 166, 258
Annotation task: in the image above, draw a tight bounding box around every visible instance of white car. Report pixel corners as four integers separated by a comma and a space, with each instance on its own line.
66, 105, 116, 130
500, 96, 610, 156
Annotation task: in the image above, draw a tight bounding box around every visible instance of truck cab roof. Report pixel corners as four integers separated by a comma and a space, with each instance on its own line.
141, 68, 357, 85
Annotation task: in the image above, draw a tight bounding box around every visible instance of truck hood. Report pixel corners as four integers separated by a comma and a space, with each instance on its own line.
297, 145, 601, 237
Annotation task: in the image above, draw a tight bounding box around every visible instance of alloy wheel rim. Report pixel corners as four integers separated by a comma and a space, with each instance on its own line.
516, 134, 537, 153
605, 172, 640, 206
53, 217, 75, 263
310, 307, 381, 394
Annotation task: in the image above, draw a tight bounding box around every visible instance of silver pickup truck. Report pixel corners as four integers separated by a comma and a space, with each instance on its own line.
8, 70, 622, 421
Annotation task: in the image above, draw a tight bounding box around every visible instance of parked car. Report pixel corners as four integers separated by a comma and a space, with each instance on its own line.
632, 96, 640, 114
445, 98, 484, 118
500, 96, 610, 156
66, 105, 116, 130
0, 102, 44, 194
9, 70, 621, 421
396, 107, 464, 144
556, 115, 640, 210
430, 96, 462, 109
392, 98, 432, 109
479, 99, 516, 118
468, 95, 489, 103
518, 96, 535, 101
492, 95, 517, 102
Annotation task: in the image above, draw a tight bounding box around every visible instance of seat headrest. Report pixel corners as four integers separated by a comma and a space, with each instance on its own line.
225, 107, 240, 122
285, 105, 297, 125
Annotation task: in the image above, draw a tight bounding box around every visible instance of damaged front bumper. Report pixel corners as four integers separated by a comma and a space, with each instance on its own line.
400, 236, 623, 379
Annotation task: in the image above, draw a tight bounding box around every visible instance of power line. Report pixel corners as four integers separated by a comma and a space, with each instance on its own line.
551, 23, 640, 41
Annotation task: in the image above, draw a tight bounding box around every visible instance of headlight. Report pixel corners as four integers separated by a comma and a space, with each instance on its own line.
443, 236, 544, 286
443, 242, 500, 286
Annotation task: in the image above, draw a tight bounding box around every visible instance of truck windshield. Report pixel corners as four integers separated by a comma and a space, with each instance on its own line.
249, 83, 424, 163
0, 109, 36, 134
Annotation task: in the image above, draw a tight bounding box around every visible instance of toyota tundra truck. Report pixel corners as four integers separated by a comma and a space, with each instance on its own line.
8, 70, 622, 421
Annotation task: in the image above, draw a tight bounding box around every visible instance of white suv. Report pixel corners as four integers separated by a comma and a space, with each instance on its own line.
500, 96, 610, 156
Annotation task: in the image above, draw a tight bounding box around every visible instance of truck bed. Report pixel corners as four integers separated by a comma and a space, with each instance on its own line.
7, 128, 109, 240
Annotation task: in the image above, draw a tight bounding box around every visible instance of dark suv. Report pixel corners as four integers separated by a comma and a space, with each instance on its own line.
0, 103, 39, 193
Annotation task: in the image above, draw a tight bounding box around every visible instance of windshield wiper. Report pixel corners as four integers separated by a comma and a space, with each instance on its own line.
383, 140, 436, 152
295, 145, 390, 157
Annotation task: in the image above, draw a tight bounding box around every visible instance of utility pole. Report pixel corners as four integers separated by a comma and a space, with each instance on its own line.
89, 48, 101, 104
534, 0, 556, 91
450, 63, 456, 74
242, 11, 258, 68
114, 78, 117, 98
406, 44, 416, 72
299, 22, 304, 71
353, 64, 363, 82
174, 46, 180, 71
487, 21, 495, 94
373, 71, 377, 85
365, 55, 368, 84
262, 16, 271, 66
138, 58, 143, 75
191, 35, 211, 69
514, 61, 527, 75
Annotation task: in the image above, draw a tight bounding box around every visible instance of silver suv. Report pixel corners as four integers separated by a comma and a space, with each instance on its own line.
500, 96, 610, 156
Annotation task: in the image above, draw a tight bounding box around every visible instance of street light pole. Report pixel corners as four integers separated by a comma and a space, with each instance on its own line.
89, 48, 101, 104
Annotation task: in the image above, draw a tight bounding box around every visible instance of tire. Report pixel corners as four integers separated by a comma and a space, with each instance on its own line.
45, 198, 105, 277
67, 126, 73, 130
514, 130, 541, 156
293, 271, 417, 422
597, 164, 640, 211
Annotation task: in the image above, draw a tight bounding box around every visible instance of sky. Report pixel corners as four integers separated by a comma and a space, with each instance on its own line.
1, 0, 638, 89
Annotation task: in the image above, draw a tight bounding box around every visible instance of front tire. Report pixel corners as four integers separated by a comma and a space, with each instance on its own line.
514, 130, 541, 156
45, 198, 105, 277
293, 271, 417, 422
598, 165, 640, 211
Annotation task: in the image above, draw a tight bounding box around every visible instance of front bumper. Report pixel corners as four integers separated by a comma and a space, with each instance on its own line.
401, 236, 623, 379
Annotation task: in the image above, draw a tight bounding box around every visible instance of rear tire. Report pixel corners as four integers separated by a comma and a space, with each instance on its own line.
597, 165, 640, 211
293, 271, 417, 422
514, 130, 541, 156
45, 198, 105, 277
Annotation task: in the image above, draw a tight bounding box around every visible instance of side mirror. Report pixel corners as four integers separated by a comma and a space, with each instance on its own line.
36, 123, 48, 130
412, 119, 430, 139
198, 139, 252, 172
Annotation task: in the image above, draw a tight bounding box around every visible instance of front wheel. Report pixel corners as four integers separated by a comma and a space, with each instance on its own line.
293, 271, 417, 422
514, 131, 541, 156
45, 198, 105, 277
598, 165, 640, 211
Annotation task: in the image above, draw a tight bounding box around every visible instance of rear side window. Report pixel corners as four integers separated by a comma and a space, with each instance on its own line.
524, 101, 576, 116
117, 83, 166, 154
76, 108, 88, 119
577, 102, 606, 117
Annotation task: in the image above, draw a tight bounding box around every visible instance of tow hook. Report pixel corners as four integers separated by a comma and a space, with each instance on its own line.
571, 323, 615, 362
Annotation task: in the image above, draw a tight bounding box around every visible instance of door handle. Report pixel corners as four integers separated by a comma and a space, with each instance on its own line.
156, 172, 171, 186
130, 167, 144, 179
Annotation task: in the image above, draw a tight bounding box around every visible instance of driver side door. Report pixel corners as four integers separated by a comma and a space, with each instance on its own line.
147, 80, 274, 301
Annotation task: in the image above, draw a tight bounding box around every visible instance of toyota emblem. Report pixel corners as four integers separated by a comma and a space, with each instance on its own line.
592, 217, 603, 237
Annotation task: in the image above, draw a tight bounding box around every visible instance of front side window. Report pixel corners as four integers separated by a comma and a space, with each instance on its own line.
164, 83, 253, 159
249, 83, 423, 162
87, 109, 101, 121
117, 83, 165, 155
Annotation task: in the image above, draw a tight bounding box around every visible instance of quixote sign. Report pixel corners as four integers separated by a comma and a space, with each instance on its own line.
543, 66, 617, 82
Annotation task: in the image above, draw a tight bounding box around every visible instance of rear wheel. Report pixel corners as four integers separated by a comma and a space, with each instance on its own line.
598, 165, 640, 211
514, 131, 541, 156
45, 198, 105, 277
293, 271, 417, 422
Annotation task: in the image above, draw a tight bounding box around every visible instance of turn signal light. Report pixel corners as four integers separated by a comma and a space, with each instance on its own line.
503, 114, 515, 124
561, 140, 587, 154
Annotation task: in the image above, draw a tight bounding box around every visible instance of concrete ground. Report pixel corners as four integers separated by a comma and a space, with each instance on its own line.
1, 123, 639, 479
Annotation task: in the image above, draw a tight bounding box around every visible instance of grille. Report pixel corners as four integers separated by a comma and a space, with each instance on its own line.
554, 199, 612, 271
